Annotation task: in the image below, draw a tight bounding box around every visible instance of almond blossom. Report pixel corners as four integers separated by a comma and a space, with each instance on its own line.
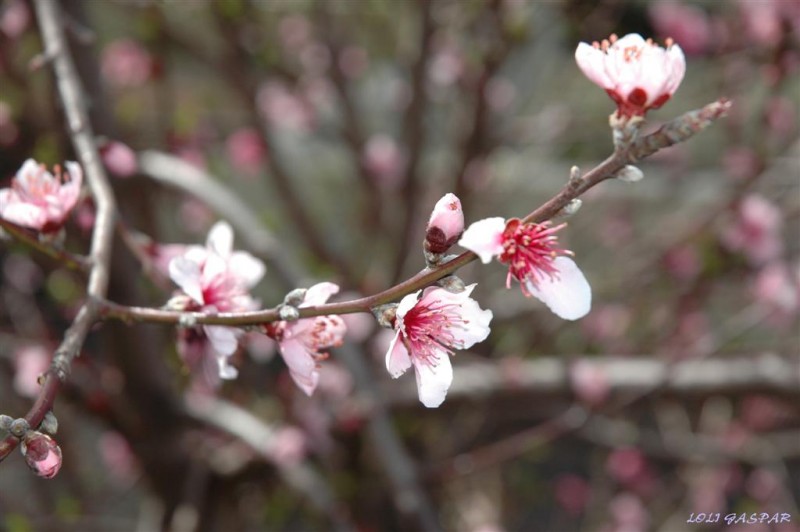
575, 33, 685, 118
263, 282, 347, 396
459, 217, 591, 320
0, 159, 82, 232
386, 284, 493, 408
425, 192, 464, 254
168, 221, 265, 381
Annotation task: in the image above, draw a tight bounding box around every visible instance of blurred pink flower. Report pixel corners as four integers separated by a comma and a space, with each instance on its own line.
428, 44, 464, 86
13, 344, 49, 398
554, 474, 591, 515
753, 262, 799, 316
179, 198, 214, 234
100, 140, 138, 178
722, 194, 783, 265
267, 426, 307, 466
722, 146, 760, 182
0, 0, 30, 39
741, 394, 792, 432
582, 304, 631, 343
425, 193, 464, 254
21, 432, 62, 479
226, 127, 267, 176
570, 360, 610, 406
257, 82, 315, 133
575, 33, 685, 117
3, 252, 43, 294
101, 39, 153, 88
318, 363, 354, 399
738, 0, 800, 48
766, 96, 797, 139
339, 46, 369, 78
609, 492, 649, 531
664, 245, 702, 281
264, 283, 347, 396
278, 14, 312, 50
745, 468, 781, 502
98, 431, 138, 486
386, 284, 492, 408
1, 159, 82, 233
648, 1, 712, 56
607, 447, 648, 485
460, 217, 591, 320
168, 221, 266, 380
362, 134, 406, 189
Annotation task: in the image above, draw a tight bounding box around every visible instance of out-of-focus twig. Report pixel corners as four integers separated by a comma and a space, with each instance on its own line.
184, 394, 355, 532
0, 218, 89, 272
137, 150, 300, 289
0, 0, 117, 462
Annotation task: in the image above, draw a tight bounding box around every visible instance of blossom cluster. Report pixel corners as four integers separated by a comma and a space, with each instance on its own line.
0, 32, 693, 414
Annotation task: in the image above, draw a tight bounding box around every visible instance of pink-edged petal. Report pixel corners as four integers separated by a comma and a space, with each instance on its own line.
459, 217, 506, 264
206, 221, 234, 257
301, 282, 340, 307
413, 349, 453, 408
575, 42, 613, 89
396, 289, 423, 321
229, 251, 266, 288
169, 256, 204, 304
526, 256, 591, 320
278, 338, 320, 396
385, 331, 412, 378
0, 196, 47, 228
204, 325, 240, 356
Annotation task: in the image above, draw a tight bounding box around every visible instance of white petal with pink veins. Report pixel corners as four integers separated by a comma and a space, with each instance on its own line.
302, 282, 340, 307
385, 331, 412, 378
204, 325, 239, 356
206, 221, 234, 257
413, 349, 453, 408
278, 338, 320, 396
459, 217, 506, 264
169, 257, 204, 304
526, 256, 591, 320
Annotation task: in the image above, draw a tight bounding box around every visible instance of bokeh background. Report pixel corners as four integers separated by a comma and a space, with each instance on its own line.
0, 0, 798, 531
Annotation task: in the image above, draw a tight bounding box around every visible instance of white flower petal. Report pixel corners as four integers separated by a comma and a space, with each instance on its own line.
207, 221, 234, 257
279, 338, 320, 396
527, 256, 591, 320
413, 350, 453, 408
216, 355, 239, 380
204, 325, 240, 356
169, 256, 204, 304
459, 217, 506, 264
385, 331, 412, 378
302, 282, 340, 307
229, 251, 266, 288
395, 289, 422, 321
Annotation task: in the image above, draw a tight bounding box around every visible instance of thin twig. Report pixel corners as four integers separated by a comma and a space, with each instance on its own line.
0, 0, 117, 461
0, 218, 89, 272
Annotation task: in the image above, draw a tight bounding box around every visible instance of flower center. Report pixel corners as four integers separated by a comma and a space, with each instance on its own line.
497, 219, 571, 294
402, 297, 468, 368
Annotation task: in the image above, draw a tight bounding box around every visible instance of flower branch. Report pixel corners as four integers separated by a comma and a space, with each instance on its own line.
0, 217, 89, 272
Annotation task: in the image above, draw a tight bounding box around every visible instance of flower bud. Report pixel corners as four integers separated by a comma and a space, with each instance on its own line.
424, 193, 464, 254
21, 432, 62, 479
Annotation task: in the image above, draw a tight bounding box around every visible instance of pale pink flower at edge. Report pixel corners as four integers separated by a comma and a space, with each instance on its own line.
386, 284, 493, 408
0, 159, 83, 232
265, 282, 347, 396
459, 217, 591, 320
168, 221, 266, 380
575, 33, 686, 118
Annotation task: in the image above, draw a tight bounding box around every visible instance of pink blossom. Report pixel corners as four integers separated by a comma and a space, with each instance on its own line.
0, 0, 30, 39
0, 159, 82, 233
362, 134, 406, 189
554, 474, 591, 516
721, 194, 783, 265
753, 262, 799, 315
101, 39, 153, 88
648, 1, 712, 56
264, 283, 347, 396
570, 360, 610, 406
338, 46, 369, 78
100, 140, 138, 178
425, 193, 464, 254
98, 431, 138, 486
267, 426, 307, 465
21, 432, 62, 479
575, 33, 685, 117
169, 221, 266, 380
386, 284, 492, 408
13, 344, 49, 398
257, 81, 315, 133
459, 217, 591, 320
226, 128, 267, 176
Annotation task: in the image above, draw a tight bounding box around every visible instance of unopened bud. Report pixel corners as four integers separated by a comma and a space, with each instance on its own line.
21, 432, 62, 479
0, 415, 12, 431
560, 199, 583, 218
10, 418, 29, 438
424, 193, 464, 255
371, 303, 398, 329
279, 305, 300, 321
436, 275, 466, 293
40, 411, 58, 435
283, 288, 307, 307
616, 165, 644, 183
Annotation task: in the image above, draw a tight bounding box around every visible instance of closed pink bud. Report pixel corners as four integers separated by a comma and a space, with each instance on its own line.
21, 432, 62, 479
425, 193, 464, 254
100, 140, 138, 178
